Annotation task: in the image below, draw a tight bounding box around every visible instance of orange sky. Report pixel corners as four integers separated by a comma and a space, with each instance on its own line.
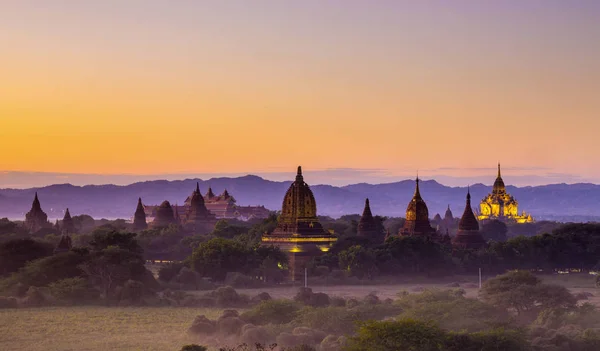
1, 1, 599, 184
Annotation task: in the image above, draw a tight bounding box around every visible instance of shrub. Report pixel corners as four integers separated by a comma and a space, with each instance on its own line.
330, 296, 346, 307
188, 315, 216, 335
180, 345, 207, 351
207, 286, 249, 307
0, 296, 18, 309
217, 316, 245, 335
225, 272, 263, 288
242, 299, 301, 325
119, 280, 145, 304
158, 262, 184, 282
240, 324, 271, 345
23, 286, 47, 307
345, 318, 445, 351
363, 292, 380, 305
294, 287, 313, 305
48, 277, 96, 304
309, 292, 330, 307
251, 292, 272, 303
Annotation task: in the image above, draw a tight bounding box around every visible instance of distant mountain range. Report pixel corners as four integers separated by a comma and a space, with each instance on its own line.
0, 175, 599, 222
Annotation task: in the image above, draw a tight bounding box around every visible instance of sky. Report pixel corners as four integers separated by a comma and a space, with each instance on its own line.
1, 1, 599, 188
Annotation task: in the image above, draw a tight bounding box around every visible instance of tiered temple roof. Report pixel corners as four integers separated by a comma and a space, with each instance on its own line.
183, 183, 216, 232
25, 192, 50, 233
61, 208, 76, 234
478, 163, 533, 224
133, 198, 148, 231
452, 189, 486, 249
357, 198, 384, 242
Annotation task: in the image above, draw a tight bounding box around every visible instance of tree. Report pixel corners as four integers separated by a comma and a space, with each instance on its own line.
190, 238, 252, 281
0, 238, 54, 276
481, 220, 508, 242
79, 246, 144, 299
345, 319, 445, 351
338, 245, 378, 279
480, 270, 576, 318
89, 229, 142, 253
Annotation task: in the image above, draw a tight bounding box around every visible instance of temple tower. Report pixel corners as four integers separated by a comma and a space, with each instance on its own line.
184, 183, 216, 232
262, 166, 336, 281
452, 189, 486, 249
133, 198, 148, 231
25, 192, 50, 233
152, 201, 177, 228
399, 177, 437, 237
478, 163, 533, 223
61, 208, 76, 234
357, 198, 384, 242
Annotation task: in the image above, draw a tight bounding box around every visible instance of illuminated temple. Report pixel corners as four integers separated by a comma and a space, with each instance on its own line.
478, 164, 533, 224
262, 166, 337, 281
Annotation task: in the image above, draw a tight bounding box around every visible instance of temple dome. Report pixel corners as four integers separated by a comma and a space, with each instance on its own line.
405, 178, 429, 222
399, 177, 436, 237
190, 183, 206, 209
492, 163, 506, 194
280, 166, 317, 219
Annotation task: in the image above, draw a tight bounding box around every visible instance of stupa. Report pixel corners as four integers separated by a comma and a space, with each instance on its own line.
262, 166, 337, 281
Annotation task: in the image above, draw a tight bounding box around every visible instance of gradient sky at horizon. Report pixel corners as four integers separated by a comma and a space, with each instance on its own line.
1, 1, 599, 187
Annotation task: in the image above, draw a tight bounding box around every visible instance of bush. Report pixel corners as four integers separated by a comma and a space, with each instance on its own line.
363, 292, 380, 305
180, 345, 207, 351
119, 280, 145, 304
309, 292, 330, 307
225, 272, 263, 288
217, 316, 245, 335
48, 277, 96, 304
23, 286, 47, 307
188, 315, 216, 335
158, 262, 184, 282
206, 286, 249, 307
251, 292, 272, 304
242, 299, 301, 325
240, 324, 271, 345
0, 296, 18, 309
330, 296, 346, 307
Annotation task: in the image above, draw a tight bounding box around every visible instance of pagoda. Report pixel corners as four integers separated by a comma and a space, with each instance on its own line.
478, 164, 533, 223
399, 177, 437, 237
183, 183, 216, 232
61, 208, 76, 234
452, 189, 486, 249
25, 192, 50, 233
262, 166, 337, 281
357, 198, 384, 242
152, 201, 177, 228
54, 234, 72, 254
133, 198, 148, 231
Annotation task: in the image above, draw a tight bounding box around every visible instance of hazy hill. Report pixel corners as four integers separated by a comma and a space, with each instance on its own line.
0, 175, 598, 221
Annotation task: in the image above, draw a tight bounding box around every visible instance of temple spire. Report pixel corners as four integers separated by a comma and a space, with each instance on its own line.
296, 166, 304, 182
362, 198, 372, 217
414, 175, 421, 198
497, 163, 501, 178
196, 182, 200, 194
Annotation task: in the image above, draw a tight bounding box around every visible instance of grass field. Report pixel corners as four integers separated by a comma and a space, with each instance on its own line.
0, 307, 224, 351
1, 274, 598, 351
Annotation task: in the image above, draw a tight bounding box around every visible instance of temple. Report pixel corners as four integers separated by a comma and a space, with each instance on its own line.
182, 183, 217, 232
61, 208, 76, 234
452, 189, 486, 249
399, 177, 437, 237
357, 198, 385, 242
152, 201, 178, 228
144, 187, 270, 223
133, 198, 148, 231
24, 192, 51, 233
478, 164, 533, 224
262, 166, 337, 281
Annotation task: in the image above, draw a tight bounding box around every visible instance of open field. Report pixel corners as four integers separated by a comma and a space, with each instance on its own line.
2, 274, 599, 351
0, 307, 224, 351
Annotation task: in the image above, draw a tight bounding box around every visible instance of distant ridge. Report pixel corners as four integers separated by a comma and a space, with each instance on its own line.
0, 175, 599, 221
